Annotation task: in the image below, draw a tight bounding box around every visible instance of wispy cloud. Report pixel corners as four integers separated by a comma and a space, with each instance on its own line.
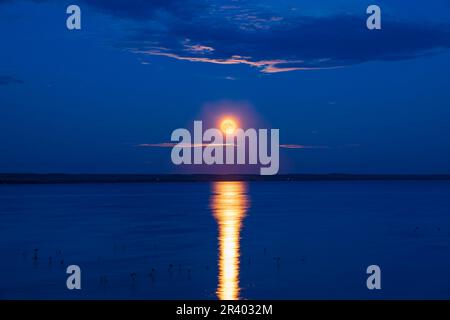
0, 75, 23, 85
184, 43, 215, 54
137, 143, 330, 149
137, 143, 235, 148
280, 144, 330, 149
134, 50, 330, 73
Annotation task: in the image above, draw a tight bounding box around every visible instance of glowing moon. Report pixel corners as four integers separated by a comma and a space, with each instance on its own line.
220, 118, 237, 135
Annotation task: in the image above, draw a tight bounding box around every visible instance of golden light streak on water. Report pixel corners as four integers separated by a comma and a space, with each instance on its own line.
211, 181, 249, 300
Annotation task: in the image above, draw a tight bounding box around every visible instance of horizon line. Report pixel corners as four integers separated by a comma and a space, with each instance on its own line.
1, 173, 450, 184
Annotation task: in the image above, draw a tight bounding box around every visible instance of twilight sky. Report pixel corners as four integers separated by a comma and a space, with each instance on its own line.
1, 0, 450, 174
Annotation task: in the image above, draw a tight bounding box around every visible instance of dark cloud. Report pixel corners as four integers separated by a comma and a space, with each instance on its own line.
84, 1, 450, 72
0, 75, 24, 85
125, 13, 450, 72
0, 0, 205, 17
3, 0, 450, 72
0, 0, 47, 4
79, 0, 206, 20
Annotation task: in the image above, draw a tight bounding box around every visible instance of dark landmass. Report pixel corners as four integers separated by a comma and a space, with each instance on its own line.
1, 173, 450, 184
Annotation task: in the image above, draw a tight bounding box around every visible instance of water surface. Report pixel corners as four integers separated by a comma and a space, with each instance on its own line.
0, 181, 449, 299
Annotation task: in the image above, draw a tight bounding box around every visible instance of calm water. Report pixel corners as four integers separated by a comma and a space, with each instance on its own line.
0, 181, 449, 299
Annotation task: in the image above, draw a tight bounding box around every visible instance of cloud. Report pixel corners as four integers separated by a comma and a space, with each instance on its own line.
0, 0, 47, 4
137, 143, 329, 149
280, 144, 330, 149
4, 0, 450, 73
134, 50, 327, 73
120, 6, 450, 73
0, 0, 204, 19
0, 75, 24, 85
138, 143, 178, 148
138, 143, 234, 148
79, 0, 205, 20
184, 43, 215, 54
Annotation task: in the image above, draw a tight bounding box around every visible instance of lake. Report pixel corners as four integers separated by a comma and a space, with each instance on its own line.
0, 181, 449, 299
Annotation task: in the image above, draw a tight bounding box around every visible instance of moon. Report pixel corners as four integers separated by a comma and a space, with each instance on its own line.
220, 118, 237, 135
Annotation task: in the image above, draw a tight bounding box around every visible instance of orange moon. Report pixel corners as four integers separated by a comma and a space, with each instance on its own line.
220, 118, 237, 135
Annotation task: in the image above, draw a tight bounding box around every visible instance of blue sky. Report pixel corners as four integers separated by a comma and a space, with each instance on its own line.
1, 0, 450, 174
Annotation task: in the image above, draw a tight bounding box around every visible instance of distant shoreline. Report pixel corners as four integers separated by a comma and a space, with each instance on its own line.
1, 173, 450, 184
